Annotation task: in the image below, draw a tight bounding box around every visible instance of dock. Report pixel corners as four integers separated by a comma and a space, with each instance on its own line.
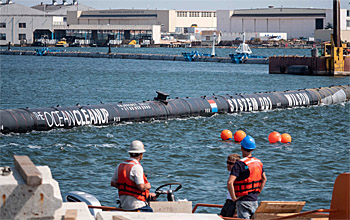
269, 56, 350, 76
0, 49, 269, 64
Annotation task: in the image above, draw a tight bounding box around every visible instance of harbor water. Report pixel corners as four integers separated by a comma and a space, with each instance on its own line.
0, 47, 349, 213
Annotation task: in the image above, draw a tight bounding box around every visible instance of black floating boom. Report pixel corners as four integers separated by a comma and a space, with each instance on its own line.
1, 86, 349, 134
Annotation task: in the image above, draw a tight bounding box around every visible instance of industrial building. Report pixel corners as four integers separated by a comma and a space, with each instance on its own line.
0, 0, 93, 45
0, 0, 349, 46
64, 9, 216, 45
217, 7, 350, 42
0, 0, 217, 46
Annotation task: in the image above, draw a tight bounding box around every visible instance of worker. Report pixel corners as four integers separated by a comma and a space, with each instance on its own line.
111, 140, 154, 212
220, 153, 241, 217
227, 135, 267, 219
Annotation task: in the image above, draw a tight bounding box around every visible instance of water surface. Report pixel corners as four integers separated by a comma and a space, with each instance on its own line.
0, 47, 349, 213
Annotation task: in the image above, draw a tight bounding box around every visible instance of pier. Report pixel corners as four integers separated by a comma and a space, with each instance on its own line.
0, 49, 269, 64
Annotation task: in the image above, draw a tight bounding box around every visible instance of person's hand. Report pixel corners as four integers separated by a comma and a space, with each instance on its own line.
232, 196, 240, 202
150, 192, 156, 197
145, 182, 151, 190
149, 193, 157, 201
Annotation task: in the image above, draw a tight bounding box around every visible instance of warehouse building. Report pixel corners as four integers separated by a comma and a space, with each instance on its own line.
217, 7, 350, 42
0, 0, 217, 46
65, 9, 217, 44
1, 0, 349, 46
0, 0, 93, 45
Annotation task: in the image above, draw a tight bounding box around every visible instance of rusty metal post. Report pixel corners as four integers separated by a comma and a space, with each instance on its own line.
333, 0, 341, 47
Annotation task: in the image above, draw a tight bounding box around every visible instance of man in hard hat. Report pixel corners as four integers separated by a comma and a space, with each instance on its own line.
227, 135, 267, 219
111, 140, 153, 212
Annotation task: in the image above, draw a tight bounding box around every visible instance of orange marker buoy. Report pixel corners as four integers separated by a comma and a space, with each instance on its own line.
268, 131, 281, 143
281, 133, 292, 143
234, 130, 246, 142
221, 129, 232, 140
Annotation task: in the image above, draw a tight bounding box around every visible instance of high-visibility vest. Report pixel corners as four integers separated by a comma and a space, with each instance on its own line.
117, 159, 149, 201
234, 157, 263, 197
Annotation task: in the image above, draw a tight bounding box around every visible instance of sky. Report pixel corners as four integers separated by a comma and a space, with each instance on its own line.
13, 0, 350, 10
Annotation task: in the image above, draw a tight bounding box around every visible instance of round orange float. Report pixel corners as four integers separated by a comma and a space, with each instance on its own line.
234, 130, 246, 142
281, 133, 292, 143
221, 129, 232, 140
268, 131, 281, 143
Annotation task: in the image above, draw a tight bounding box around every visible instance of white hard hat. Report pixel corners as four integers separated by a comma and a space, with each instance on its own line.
128, 140, 146, 153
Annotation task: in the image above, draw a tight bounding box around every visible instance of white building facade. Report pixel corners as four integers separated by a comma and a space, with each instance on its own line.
0, 0, 93, 45
67, 9, 217, 33
0, 3, 52, 45
217, 7, 350, 41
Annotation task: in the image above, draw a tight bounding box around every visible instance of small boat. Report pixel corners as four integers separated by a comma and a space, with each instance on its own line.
229, 33, 266, 63
35, 47, 63, 56
56, 38, 69, 47
65, 173, 350, 220
182, 51, 212, 61
120, 40, 141, 48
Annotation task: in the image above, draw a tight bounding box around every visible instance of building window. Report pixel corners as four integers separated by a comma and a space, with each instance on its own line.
347, 10, 350, 17
347, 20, 350, 28
0, 33, 6, 40
189, 12, 200, 17
0, 23, 6, 28
315, 18, 323, 30
177, 11, 187, 17
19, 23, 26, 28
213, 12, 217, 17
201, 12, 211, 17
18, 34, 26, 40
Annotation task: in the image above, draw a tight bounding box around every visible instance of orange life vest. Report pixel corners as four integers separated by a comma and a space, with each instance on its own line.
234, 157, 263, 197
117, 159, 150, 202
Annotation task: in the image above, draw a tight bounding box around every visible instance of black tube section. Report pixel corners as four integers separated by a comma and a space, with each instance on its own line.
1, 85, 349, 134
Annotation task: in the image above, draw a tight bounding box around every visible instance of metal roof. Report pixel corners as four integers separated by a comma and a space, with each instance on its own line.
31, 3, 94, 15
231, 8, 326, 18
0, 3, 43, 16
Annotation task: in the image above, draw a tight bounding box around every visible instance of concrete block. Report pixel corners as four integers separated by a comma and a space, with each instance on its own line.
96, 212, 222, 220
150, 201, 192, 213
64, 209, 77, 220
54, 202, 94, 220
14, 155, 42, 186
0, 166, 62, 220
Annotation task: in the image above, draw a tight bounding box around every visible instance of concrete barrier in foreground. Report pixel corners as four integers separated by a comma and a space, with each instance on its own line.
0, 155, 62, 220
0, 155, 93, 220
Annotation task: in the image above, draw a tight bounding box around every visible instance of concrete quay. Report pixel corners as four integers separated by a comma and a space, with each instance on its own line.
0, 49, 270, 64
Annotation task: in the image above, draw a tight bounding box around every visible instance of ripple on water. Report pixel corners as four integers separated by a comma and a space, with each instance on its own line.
0, 52, 349, 212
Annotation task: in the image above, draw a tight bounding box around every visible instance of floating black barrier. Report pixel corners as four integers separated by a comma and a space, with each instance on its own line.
1, 86, 349, 134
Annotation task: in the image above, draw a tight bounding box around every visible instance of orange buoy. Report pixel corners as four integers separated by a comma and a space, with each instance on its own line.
268, 131, 281, 143
234, 130, 246, 142
281, 133, 292, 143
221, 129, 232, 140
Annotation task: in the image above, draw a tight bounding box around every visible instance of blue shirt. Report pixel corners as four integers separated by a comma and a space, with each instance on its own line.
230, 158, 264, 201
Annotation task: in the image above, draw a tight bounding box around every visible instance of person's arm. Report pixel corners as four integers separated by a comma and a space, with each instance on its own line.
133, 165, 151, 192
111, 181, 118, 188
111, 165, 119, 188
137, 182, 151, 191
227, 175, 238, 201
260, 172, 267, 192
